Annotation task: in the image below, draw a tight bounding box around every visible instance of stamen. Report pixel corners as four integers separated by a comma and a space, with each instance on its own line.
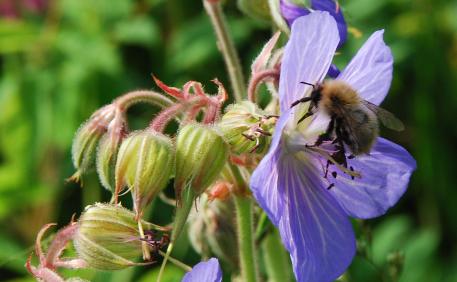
305, 146, 361, 178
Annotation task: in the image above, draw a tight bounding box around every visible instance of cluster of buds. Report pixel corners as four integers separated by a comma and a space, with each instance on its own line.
45, 76, 257, 276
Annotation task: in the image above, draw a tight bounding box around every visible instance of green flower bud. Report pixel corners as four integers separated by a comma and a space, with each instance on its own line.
73, 203, 152, 270
188, 194, 238, 269
219, 101, 276, 155
69, 105, 115, 183
115, 130, 174, 215
174, 124, 229, 198
96, 115, 126, 193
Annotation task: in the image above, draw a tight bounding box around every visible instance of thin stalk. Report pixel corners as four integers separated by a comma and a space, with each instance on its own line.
234, 196, 258, 282
158, 250, 192, 272
157, 188, 196, 282
203, 0, 246, 102
114, 90, 174, 111
137, 221, 151, 261
228, 163, 258, 282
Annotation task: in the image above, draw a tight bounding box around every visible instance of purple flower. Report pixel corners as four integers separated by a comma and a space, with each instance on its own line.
250, 12, 416, 282
280, 0, 347, 47
182, 258, 222, 282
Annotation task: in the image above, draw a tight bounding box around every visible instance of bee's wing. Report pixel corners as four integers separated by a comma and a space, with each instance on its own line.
362, 100, 405, 131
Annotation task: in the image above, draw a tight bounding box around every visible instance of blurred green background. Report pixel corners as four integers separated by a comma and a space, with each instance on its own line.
0, 0, 456, 281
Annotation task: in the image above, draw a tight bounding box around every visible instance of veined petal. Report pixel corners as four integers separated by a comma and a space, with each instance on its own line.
277, 153, 355, 282
182, 258, 222, 282
279, 11, 339, 112
310, 0, 348, 47
337, 30, 393, 105
326, 138, 416, 219
251, 109, 294, 225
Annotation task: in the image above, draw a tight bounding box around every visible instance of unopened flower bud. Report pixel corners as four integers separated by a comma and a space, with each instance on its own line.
73, 203, 153, 270
70, 105, 115, 183
115, 130, 174, 215
219, 101, 276, 154
188, 195, 238, 268
174, 124, 228, 199
96, 115, 126, 193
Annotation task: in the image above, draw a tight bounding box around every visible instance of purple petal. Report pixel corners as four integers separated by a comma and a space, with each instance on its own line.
251, 108, 294, 225
327, 64, 341, 78
311, 0, 348, 47
280, 0, 310, 26
279, 11, 339, 112
337, 30, 393, 105
182, 258, 222, 282
326, 138, 416, 219
252, 145, 356, 282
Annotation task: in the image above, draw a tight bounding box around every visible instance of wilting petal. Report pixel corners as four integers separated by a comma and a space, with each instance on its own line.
182, 258, 222, 282
337, 30, 393, 105
251, 109, 294, 224
279, 11, 339, 111
280, 0, 310, 26
268, 152, 355, 282
326, 138, 416, 219
311, 0, 347, 47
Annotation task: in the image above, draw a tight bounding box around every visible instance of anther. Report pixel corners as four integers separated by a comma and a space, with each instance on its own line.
331, 171, 337, 178
327, 183, 335, 190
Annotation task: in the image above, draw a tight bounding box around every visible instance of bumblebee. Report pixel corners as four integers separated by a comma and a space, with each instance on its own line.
291, 80, 404, 155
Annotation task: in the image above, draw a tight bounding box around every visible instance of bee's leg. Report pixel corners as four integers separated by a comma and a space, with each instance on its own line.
290, 96, 313, 108
309, 115, 336, 148
297, 110, 315, 124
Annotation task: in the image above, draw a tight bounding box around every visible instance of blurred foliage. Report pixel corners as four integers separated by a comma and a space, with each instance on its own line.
0, 0, 456, 281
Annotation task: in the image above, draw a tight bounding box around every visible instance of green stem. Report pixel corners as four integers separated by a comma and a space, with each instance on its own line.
227, 163, 258, 281
203, 0, 246, 102
234, 196, 258, 282
158, 250, 192, 272
261, 230, 292, 282
157, 188, 195, 282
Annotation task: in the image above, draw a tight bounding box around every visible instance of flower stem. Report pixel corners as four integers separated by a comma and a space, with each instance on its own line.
137, 220, 151, 261
203, 0, 246, 102
114, 90, 174, 111
158, 250, 192, 272
234, 195, 258, 282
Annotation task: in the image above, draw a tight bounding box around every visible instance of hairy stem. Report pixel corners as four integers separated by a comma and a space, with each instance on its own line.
228, 163, 258, 282
234, 196, 258, 282
248, 69, 280, 103
203, 0, 246, 102
114, 90, 174, 111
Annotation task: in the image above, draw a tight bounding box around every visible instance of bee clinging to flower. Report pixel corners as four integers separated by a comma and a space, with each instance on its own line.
291, 80, 405, 156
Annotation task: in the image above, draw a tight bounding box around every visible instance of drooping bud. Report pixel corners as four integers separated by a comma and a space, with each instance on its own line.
96, 113, 126, 193
174, 123, 228, 199
218, 101, 276, 154
69, 105, 116, 183
171, 123, 228, 243
188, 194, 238, 269
73, 203, 154, 270
115, 130, 174, 215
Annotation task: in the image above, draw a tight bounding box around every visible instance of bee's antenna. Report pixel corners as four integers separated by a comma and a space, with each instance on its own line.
300, 81, 315, 88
